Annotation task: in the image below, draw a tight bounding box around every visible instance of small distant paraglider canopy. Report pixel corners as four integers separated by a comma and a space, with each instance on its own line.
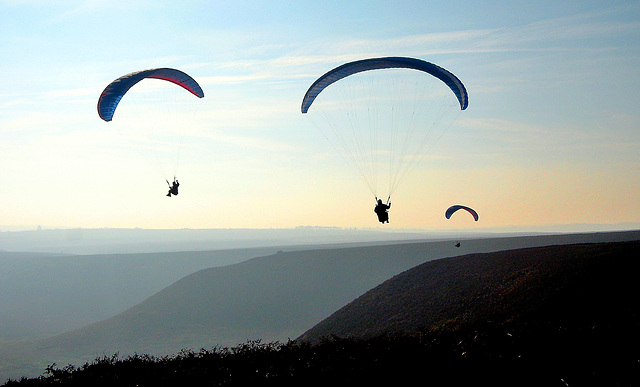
97, 68, 205, 122
445, 205, 479, 221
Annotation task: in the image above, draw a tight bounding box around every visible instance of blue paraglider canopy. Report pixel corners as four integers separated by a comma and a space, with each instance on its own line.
301, 57, 468, 114
300, 57, 468, 200
97, 68, 204, 122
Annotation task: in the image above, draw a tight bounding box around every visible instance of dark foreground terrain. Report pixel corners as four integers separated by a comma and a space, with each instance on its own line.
3, 322, 637, 387
4, 240, 640, 386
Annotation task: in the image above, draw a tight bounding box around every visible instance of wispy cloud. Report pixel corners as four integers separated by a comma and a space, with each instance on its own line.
186, 6, 640, 95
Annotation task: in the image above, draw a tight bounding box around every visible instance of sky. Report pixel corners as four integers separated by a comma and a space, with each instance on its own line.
1, 0, 639, 232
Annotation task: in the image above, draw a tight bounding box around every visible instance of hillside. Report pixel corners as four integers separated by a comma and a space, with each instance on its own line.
4, 230, 638, 343
0, 247, 296, 341
0, 240, 440, 381
2, 230, 639, 382
5, 239, 640, 386
1, 237, 446, 342
298, 240, 640, 342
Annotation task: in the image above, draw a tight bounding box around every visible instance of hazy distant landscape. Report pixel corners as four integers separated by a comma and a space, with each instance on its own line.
0, 227, 454, 342
1, 228, 639, 383
0, 227, 442, 255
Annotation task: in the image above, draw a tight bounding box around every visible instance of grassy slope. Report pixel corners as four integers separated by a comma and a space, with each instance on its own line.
299, 241, 640, 341
5, 239, 640, 386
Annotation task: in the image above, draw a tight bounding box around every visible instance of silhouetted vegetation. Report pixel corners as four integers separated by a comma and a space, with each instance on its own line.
4, 315, 639, 386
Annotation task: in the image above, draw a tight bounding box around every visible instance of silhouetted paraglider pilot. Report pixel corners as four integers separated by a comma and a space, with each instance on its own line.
166, 179, 179, 197
374, 197, 391, 224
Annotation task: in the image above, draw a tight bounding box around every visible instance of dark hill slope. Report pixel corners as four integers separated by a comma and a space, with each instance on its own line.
298, 240, 640, 342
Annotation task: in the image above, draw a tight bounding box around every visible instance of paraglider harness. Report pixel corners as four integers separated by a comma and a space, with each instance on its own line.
374, 196, 391, 224
166, 178, 179, 197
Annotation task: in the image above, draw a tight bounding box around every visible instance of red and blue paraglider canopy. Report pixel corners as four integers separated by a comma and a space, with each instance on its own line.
445, 205, 479, 221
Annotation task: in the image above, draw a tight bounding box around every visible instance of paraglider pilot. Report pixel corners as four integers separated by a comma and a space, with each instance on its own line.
166, 179, 179, 197
374, 197, 391, 224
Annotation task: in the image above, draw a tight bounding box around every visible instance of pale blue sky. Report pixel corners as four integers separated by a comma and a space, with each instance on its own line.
1, 1, 639, 231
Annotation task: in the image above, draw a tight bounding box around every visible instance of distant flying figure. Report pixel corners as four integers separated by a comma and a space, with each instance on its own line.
166, 179, 180, 197
374, 197, 391, 224
455, 241, 461, 248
